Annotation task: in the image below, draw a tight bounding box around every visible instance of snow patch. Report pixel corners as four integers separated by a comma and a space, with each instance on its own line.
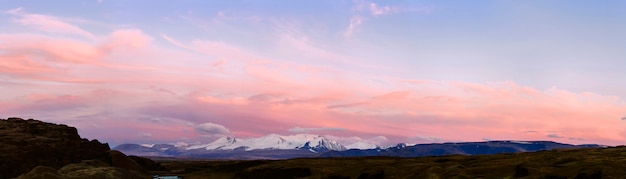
346, 141, 378, 149
140, 144, 155, 148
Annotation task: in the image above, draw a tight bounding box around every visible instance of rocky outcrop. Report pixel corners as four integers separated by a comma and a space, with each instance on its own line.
0, 117, 111, 179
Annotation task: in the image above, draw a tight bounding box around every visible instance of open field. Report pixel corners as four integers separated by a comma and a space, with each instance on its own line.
152, 146, 626, 179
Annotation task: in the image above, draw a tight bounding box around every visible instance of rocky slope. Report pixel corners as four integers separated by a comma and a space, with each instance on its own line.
0, 117, 110, 179
0, 117, 161, 179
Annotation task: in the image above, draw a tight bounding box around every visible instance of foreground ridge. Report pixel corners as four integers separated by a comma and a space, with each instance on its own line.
0, 117, 164, 179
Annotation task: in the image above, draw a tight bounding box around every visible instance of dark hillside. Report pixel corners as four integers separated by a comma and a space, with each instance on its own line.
0, 117, 110, 179
0, 118, 163, 179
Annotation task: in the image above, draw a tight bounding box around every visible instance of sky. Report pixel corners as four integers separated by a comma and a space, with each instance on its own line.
1, 0, 626, 147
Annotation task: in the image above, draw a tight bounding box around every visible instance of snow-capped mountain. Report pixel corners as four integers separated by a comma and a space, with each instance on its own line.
345, 141, 379, 150
384, 143, 407, 150
114, 139, 604, 160
187, 134, 346, 152
186, 136, 239, 150
114, 134, 351, 159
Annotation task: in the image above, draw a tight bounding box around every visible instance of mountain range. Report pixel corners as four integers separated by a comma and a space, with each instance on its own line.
114, 134, 603, 160
186, 134, 346, 152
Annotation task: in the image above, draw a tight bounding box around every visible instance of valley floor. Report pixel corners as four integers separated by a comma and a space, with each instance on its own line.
151, 146, 626, 179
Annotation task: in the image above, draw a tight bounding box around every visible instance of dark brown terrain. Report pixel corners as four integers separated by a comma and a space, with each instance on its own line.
0, 118, 161, 179
154, 146, 626, 179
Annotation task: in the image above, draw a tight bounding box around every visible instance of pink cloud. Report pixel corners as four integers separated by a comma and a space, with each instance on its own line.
76, 118, 200, 145
4, 61, 625, 146
173, 78, 622, 145
0, 34, 104, 64
18, 94, 86, 111
6, 7, 96, 39
106, 29, 153, 50
0, 28, 159, 85
1, 15, 625, 147
195, 122, 230, 136
0, 55, 60, 76
372, 91, 411, 101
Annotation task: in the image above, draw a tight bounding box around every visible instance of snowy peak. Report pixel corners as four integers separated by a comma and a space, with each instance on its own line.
186, 136, 238, 150
346, 141, 379, 150
384, 143, 407, 150
186, 134, 346, 152
296, 135, 346, 152
245, 133, 293, 149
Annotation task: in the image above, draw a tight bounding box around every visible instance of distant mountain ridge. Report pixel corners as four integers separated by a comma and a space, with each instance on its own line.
114, 134, 604, 160
115, 134, 349, 159
320, 140, 603, 158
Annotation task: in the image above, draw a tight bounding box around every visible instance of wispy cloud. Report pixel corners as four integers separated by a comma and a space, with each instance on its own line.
288, 127, 345, 133
194, 122, 230, 136
344, 1, 435, 37
413, 135, 441, 142
106, 29, 153, 49
568, 137, 584, 141
345, 15, 365, 37
5, 7, 96, 39
547, 134, 563, 138
368, 3, 399, 16
0, 28, 157, 84
4, 7, 23, 14
160, 34, 191, 50
138, 132, 152, 138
